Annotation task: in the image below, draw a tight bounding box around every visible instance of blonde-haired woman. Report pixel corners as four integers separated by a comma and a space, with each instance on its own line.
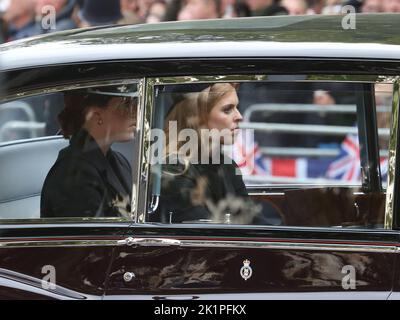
158, 82, 251, 223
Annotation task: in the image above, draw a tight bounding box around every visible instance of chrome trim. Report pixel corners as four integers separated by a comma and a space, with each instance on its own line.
118, 237, 181, 247
178, 240, 397, 253
0, 238, 396, 253
0, 79, 141, 104
123, 272, 136, 283
248, 192, 285, 196
3, 40, 400, 72
131, 79, 146, 222
385, 80, 400, 229
134, 78, 154, 223
152, 75, 397, 86
248, 191, 366, 196
0, 239, 120, 248
0, 78, 143, 224
147, 195, 160, 214
144, 74, 396, 228
0, 217, 132, 225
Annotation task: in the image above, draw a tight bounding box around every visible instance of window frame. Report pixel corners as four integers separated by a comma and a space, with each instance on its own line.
0, 78, 145, 225
139, 74, 399, 231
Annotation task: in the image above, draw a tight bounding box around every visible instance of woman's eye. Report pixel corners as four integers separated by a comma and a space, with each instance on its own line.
222, 105, 234, 114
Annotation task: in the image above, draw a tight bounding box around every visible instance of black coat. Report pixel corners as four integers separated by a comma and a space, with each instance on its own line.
156, 157, 249, 223
41, 130, 132, 218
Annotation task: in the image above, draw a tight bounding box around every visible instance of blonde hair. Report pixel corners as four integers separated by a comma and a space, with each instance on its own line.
164, 82, 239, 162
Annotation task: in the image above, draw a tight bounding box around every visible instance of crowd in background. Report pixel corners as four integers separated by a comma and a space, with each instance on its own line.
0, 0, 399, 43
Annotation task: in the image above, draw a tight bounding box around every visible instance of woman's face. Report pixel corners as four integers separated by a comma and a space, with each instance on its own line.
100, 97, 137, 143
206, 88, 242, 145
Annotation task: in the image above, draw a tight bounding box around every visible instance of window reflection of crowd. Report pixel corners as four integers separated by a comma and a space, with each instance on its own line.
1, 0, 400, 43
238, 82, 359, 149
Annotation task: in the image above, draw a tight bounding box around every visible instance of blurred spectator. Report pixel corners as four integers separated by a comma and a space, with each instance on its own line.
121, 0, 139, 13
233, 0, 251, 16
3, 0, 36, 41
313, 90, 335, 106
321, 0, 342, 14
146, 0, 166, 23
163, 0, 182, 21
222, 0, 251, 17
77, 0, 122, 27
342, 0, 363, 12
178, 0, 221, 20
245, 0, 288, 16
120, 0, 142, 24
34, 0, 76, 33
361, 0, 382, 12
137, 0, 155, 20
221, 0, 235, 17
383, 0, 400, 12
306, 0, 324, 14
282, 0, 308, 15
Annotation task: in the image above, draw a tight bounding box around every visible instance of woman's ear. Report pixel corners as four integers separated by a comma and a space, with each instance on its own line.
85, 107, 103, 124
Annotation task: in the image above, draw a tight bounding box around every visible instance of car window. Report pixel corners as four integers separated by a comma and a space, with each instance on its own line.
0, 82, 138, 221
0, 93, 63, 142
146, 79, 388, 229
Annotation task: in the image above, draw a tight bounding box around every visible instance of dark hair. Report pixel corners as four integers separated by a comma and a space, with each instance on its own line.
58, 90, 112, 138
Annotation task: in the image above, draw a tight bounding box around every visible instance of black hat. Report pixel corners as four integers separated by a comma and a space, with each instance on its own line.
79, 0, 122, 26
87, 84, 139, 98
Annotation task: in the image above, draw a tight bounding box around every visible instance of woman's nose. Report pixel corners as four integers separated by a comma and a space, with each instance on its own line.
234, 108, 243, 121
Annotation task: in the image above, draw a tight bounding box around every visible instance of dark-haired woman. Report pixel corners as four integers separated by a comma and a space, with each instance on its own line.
40, 86, 137, 218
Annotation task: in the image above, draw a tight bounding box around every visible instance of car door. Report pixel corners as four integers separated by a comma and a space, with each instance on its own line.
0, 77, 143, 299
104, 74, 399, 299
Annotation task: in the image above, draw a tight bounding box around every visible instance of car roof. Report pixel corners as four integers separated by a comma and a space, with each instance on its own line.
1, 14, 400, 71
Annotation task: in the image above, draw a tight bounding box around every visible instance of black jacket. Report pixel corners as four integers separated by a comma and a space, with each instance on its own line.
157, 157, 249, 223
41, 130, 132, 218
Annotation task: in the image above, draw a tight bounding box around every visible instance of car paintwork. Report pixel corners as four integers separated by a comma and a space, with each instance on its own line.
1, 14, 400, 71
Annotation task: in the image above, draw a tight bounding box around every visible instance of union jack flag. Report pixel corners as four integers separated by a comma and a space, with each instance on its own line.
325, 133, 361, 182
232, 130, 308, 178
232, 130, 388, 184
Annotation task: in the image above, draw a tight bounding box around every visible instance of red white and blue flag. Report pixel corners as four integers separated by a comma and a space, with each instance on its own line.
232, 130, 388, 183
325, 133, 361, 182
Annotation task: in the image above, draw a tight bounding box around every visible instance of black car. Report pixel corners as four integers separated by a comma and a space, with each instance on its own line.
0, 13, 400, 299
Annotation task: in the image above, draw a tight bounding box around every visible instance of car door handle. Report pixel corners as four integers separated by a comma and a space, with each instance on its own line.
117, 237, 181, 247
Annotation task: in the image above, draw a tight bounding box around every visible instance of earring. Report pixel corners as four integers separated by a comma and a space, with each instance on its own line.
98, 119, 103, 126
